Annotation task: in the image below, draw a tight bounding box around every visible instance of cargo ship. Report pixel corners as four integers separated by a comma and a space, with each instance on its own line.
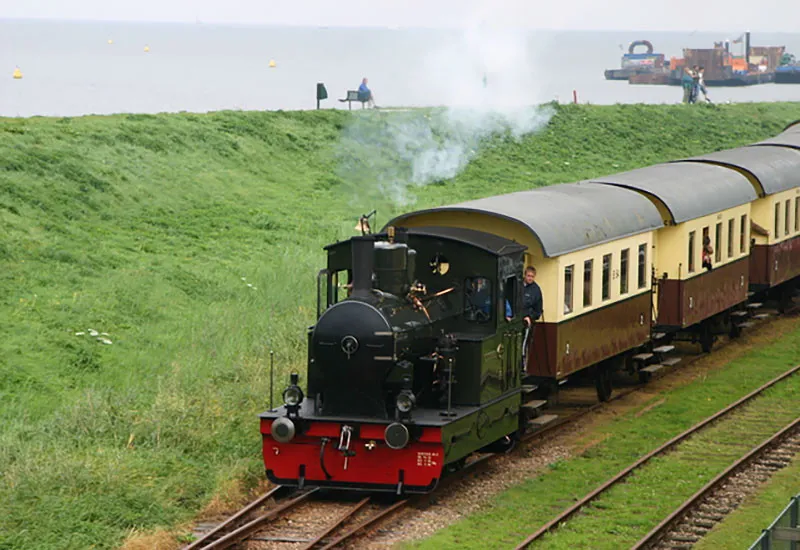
604, 40, 669, 81
626, 32, 786, 87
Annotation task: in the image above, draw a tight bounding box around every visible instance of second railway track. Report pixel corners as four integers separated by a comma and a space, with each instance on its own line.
632, 416, 800, 549
513, 362, 800, 549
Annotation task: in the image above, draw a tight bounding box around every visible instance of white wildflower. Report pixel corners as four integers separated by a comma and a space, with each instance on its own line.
75, 332, 85, 336
97, 337, 113, 345
89, 329, 99, 336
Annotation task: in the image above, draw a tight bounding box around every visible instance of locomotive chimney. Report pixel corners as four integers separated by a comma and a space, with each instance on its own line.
351, 236, 375, 297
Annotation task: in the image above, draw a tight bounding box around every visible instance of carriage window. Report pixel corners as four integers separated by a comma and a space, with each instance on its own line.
602, 254, 611, 301
715, 222, 722, 263
775, 202, 780, 238
727, 219, 734, 258
620, 249, 629, 294
795, 198, 799, 233
796, 198, 800, 233
464, 277, 493, 323
583, 259, 593, 307
740, 214, 747, 252
564, 265, 574, 314
638, 244, 647, 289
688, 231, 696, 273
503, 276, 517, 319
785, 200, 791, 236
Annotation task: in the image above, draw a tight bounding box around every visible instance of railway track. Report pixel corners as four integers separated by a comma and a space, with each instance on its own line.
512, 362, 800, 549
632, 417, 800, 550
185, 303, 794, 550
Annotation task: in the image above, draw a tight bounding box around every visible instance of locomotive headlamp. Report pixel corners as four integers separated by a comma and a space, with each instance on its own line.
283, 386, 303, 406
270, 417, 296, 443
395, 390, 416, 414
282, 372, 304, 415
385, 422, 410, 450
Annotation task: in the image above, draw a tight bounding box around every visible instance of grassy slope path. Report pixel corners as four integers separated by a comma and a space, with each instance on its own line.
0, 103, 798, 549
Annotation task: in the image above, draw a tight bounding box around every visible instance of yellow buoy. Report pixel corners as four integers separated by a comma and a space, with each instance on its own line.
268, 59, 276, 68
144, 45, 150, 52
12, 67, 22, 79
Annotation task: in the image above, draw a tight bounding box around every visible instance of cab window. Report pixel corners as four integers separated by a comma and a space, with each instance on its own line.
503, 276, 517, 319
464, 277, 493, 323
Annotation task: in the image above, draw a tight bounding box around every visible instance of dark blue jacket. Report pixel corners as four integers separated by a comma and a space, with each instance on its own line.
523, 281, 543, 321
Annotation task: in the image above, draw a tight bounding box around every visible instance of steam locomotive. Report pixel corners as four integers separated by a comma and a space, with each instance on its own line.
259, 121, 800, 494
262, 226, 527, 493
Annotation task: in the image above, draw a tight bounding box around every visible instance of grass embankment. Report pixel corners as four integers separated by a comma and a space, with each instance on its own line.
1, 103, 799, 549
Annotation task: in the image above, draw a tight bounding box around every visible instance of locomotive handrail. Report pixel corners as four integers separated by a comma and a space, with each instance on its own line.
316, 268, 328, 319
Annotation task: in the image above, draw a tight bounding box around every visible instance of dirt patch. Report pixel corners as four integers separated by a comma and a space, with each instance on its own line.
119, 529, 183, 550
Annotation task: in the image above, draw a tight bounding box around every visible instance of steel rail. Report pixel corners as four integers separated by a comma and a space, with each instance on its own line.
300, 496, 371, 550
199, 488, 319, 550
631, 415, 800, 549
318, 498, 410, 550
513, 363, 800, 549
183, 485, 286, 550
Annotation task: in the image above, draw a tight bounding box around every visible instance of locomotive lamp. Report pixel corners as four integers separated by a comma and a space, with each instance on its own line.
395, 390, 416, 414
395, 373, 416, 418
282, 372, 304, 417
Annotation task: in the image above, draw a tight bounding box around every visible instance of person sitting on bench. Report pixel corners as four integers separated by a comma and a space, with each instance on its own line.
358, 77, 375, 108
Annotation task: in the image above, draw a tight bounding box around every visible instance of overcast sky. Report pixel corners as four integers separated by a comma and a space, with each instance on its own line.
2, 0, 799, 32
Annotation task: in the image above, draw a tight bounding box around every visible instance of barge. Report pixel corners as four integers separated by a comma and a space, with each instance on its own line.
626, 32, 786, 87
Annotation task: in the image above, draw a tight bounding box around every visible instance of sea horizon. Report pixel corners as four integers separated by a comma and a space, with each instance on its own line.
1, 19, 798, 118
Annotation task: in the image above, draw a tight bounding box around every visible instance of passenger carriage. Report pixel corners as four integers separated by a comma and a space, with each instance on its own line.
746, 128, 800, 308
588, 162, 757, 350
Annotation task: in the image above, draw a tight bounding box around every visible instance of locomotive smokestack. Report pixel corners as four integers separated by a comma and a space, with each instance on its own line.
351, 236, 375, 297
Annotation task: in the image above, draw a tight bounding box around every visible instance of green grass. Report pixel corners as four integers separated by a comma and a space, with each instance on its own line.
695, 459, 800, 549
407, 324, 800, 550
1, 103, 799, 549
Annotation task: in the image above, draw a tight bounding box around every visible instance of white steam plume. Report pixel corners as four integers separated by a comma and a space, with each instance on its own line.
336, 15, 555, 207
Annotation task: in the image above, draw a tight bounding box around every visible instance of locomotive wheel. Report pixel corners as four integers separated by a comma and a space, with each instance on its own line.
595, 365, 613, 402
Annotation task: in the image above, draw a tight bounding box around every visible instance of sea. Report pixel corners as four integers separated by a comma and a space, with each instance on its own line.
1, 19, 799, 118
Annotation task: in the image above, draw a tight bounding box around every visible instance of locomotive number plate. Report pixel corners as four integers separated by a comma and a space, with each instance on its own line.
416, 452, 439, 467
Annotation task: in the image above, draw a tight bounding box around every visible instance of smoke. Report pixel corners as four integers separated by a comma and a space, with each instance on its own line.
336, 16, 555, 208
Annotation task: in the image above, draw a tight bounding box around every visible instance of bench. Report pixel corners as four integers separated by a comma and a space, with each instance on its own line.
338, 90, 368, 110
